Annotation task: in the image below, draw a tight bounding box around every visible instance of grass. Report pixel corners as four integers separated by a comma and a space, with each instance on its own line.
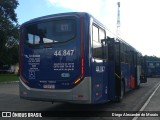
0, 73, 19, 83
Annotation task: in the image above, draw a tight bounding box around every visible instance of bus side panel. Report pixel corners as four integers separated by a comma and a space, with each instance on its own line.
102, 62, 109, 102
130, 64, 136, 89
91, 61, 109, 104
107, 61, 116, 100
121, 63, 130, 92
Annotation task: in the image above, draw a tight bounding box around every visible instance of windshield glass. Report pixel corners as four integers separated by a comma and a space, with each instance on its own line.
23, 19, 76, 45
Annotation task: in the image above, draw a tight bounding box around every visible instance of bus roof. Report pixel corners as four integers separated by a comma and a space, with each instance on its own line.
21, 12, 101, 26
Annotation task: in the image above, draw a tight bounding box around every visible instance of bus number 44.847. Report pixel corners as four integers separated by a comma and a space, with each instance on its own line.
54, 50, 74, 56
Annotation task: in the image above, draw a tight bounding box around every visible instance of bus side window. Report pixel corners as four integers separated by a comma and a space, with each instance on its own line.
137, 54, 141, 65
126, 46, 129, 63
99, 28, 107, 59
92, 25, 99, 42
92, 25, 106, 59
120, 43, 125, 62
99, 29, 105, 42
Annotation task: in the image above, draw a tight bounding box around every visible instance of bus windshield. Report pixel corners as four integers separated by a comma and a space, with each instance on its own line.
23, 19, 76, 45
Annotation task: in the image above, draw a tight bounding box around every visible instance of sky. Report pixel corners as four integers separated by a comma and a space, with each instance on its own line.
16, 0, 160, 57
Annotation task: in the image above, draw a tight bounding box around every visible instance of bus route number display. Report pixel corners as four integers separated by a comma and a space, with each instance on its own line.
57, 23, 72, 32
61, 23, 69, 31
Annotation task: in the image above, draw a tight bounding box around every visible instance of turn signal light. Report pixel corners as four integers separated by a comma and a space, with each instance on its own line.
73, 78, 81, 84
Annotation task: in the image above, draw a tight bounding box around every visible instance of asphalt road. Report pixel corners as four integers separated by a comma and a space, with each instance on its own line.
0, 78, 160, 120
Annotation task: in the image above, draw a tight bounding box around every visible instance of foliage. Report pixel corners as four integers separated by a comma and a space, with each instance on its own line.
144, 55, 160, 61
0, 74, 18, 82
0, 0, 19, 65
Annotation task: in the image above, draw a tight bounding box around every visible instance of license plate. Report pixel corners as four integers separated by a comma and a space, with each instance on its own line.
43, 84, 55, 89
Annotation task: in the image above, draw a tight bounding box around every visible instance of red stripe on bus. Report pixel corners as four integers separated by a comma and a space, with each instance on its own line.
80, 16, 84, 77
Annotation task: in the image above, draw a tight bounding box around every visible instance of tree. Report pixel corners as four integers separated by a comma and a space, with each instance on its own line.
144, 55, 160, 61
0, 0, 19, 65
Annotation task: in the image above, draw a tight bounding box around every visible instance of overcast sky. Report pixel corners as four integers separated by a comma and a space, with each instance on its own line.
16, 0, 160, 57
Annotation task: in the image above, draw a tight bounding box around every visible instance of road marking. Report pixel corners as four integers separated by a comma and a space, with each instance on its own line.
132, 81, 160, 120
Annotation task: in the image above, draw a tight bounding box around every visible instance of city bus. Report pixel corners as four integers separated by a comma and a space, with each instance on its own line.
145, 61, 160, 77
19, 12, 146, 104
